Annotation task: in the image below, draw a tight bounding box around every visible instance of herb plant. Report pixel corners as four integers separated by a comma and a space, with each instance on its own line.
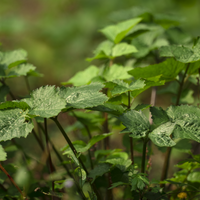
0, 10, 200, 200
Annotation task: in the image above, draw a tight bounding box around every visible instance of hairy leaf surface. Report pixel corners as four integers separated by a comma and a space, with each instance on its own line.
22, 85, 66, 118
119, 110, 150, 138
0, 109, 33, 141
59, 83, 108, 109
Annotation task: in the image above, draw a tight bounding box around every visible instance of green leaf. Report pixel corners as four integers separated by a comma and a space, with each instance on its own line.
131, 79, 165, 98
187, 172, 200, 183
103, 64, 132, 81
6, 63, 36, 78
119, 110, 150, 138
187, 60, 200, 74
0, 49, 27, 69
0, 145, 7, 161
109, 182, 128, 189
100, 18, 142, 43
0, 101, 30, 110
0, 85, 9, 102
150, 107, 169, 127
112, 43, 137, 57
86, 40, 114, 61
134, 104, 151, 111
166, 105, 200, 143
159, 38, 200, 63
0, 109, 34, 141
173, 139, 192, 153
149, 122, 176, 147
59, 83, 108, 109
108, 79, 145, 96
61, 65, 99, 86
89, 163, 110, 183
62, 133, 113, 154
128, 58, 186, 81
22, 85, 66, 118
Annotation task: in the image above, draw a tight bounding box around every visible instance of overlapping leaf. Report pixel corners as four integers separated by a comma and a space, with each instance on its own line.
103, 64, 132, 81
0, 49, 27, 69
112, 43, 138, 57
0, 101, 30, 110
149, 122, 176, 147
128, 58, 186, 81
160, 38, 200, 63
118, 110, 150, 138
100, 18, 142, 43
106, 79, 145, 96
21, 85, 66, 118
59, 83, 108, 109
0, 109, 33, 141
61, 65, 99, 86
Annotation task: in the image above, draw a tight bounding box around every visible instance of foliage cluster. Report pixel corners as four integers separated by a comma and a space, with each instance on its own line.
0, 8, 200, 200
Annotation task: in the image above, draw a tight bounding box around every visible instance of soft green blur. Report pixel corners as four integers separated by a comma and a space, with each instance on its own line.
0, 0, 199, 89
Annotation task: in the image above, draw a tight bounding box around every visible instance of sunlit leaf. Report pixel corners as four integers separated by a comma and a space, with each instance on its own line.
0, 145, 7, 161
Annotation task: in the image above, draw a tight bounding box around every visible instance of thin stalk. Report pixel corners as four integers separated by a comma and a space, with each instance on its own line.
141, 138, 148, 173
32, 129, 44, 151
0, 164, 25, 198
37, 123, 87, 200
128, 91, 134, 165
51, 117, 102, 200
44, 118, 55, 199
161, 63, 190, 183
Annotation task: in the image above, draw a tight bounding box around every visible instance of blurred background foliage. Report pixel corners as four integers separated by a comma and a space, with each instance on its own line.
0, 0, 200, 92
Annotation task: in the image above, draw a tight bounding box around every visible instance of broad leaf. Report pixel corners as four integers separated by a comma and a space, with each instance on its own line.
149, 122, 176, 147
0, 101, 30, 110
61, 66, 99, 86
0, 145, 7, 161
100, 18, 142, 43
160, 38, 200, 63
150, 107, 169, 127
119, 110, 150, 138
128, 58, 186, 81
59, 83, 108, 109
112, 43, 137, 57
22, 85, 66, 118
107, 79, 145, 96
0, 49, 27, 69
89, 163, 110, 183
134, 104, 151, 111
103, 64, 132, 81
6, 63, 36, 78
0, 109, 34, 141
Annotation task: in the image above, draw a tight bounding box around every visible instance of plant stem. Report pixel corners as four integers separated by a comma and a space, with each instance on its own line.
141, 138, 148, 173
24, 76, 31, 93
32, 129, 44, 151
44, 118, 55, 199
128, 91, 134, 165
0, 164, 24, 198
161, 63, 190, 183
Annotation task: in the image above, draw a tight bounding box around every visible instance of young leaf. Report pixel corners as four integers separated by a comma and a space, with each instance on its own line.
0, 109, 34, 141
59, 83, 108, 109
0, 145, 7, 161
100, 18, 142, 43
103, 64, 132, 81
0, 49, 27, 69
119, 110, 150, 138
149, 122, 176, 147
112, 43, 138, 57
22, 85, 66, 118
160, 38, 200, 63
128, 58, 186, 81
61, 65, 99, 86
